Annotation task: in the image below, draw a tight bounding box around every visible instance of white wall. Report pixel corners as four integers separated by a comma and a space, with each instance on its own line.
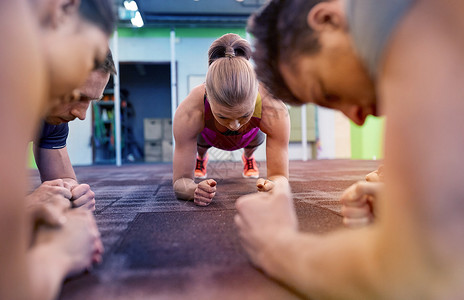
317, 107, 336, 159
67, 105, 93, 165
314, 107, 351, 160
334, 111, 351, 158
117, 37, 171, 62
67, 36, 173, 166
113, 34, 213, 103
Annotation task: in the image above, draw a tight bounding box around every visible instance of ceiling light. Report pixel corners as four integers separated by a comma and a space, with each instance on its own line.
131, 11, 144, 27
124, 0, 138, 11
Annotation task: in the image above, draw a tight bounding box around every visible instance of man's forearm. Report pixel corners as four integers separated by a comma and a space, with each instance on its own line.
173, 178, 197, 201
267, 174, 288, 182
34, 147, 77, 183
263, 227, 385, 300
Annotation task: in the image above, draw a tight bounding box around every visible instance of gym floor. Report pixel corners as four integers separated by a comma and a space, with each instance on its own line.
29, 159, 379, 300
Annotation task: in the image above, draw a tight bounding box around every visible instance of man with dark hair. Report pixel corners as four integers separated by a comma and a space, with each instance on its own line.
247, 0, 326, 107
31, 51, 117, 211
235, 0, 464, 298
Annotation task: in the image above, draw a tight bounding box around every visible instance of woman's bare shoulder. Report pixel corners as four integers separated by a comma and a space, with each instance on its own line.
174, 84, 206, 138
177, 84, 206, 112
258, 84, 290, 135
259, 84, 288, 117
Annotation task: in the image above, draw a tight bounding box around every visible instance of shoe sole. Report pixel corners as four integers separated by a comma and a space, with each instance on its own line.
195, 174, 207, 179
242, 173, 259, 179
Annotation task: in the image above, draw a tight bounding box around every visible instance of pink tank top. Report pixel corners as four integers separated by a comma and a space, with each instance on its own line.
200, 93, 262, 151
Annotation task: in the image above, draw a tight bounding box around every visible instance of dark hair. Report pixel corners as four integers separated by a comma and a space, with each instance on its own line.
247, 0, 325, 105
79, 0, 116, 36
205, 33, 258, 107
96, 50, 117, 75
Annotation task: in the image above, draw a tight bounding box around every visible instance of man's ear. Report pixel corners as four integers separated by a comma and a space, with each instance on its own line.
306, 1, 346, 32
48, 0, 81, 29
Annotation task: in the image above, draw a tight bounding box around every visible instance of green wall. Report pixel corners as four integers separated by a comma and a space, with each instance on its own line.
28, 142, 37, 169
117, 27, 246, 38
350, 116, 385, 160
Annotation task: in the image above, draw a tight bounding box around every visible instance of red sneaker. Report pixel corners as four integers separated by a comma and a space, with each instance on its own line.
242, 154, 259, 178
194, 154, 208, 179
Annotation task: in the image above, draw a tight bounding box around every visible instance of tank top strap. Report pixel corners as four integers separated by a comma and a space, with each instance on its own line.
204, 95, 213, 122
252, 93, 262, 119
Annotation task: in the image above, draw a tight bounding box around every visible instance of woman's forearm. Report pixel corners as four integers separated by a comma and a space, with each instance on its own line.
267, 174, 288, 182
173, 178, 197, 201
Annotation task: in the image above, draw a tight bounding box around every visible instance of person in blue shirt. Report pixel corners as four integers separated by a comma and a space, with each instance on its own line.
29, 51, 116, 211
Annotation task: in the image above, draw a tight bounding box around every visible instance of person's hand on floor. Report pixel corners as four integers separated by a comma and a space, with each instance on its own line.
33, 209, 104, 277
340, 181, 383, 228
69, 183, 96, 211
62, 179, 96, 211
27, 179, 72, 206
365, 165, 384, 182
235, 177, 298, 268
26, 179, 72, 228
256, 178, 275, 192
194, 179, 216, 206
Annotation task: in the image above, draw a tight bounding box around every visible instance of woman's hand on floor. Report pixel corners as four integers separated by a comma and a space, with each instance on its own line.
194, 179, 217, 206
256, 178, 275, 192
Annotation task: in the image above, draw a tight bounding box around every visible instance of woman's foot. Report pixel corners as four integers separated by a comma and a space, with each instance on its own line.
194, 154, 209, 179
242, 154, 259, 178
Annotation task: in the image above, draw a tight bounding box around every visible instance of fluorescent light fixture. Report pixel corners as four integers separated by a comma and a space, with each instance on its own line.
118, 6, 136, 20
124, 0, 138, 11
131, 11, 144, 27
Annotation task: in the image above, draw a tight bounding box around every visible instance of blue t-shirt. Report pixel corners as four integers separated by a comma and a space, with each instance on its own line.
38, 121, 69, 149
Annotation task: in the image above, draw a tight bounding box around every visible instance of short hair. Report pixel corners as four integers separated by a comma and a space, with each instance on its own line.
247, 0, 325, 105
96, 50, 117, 75
205, 33, 258, 107
79, 0, 116, 36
